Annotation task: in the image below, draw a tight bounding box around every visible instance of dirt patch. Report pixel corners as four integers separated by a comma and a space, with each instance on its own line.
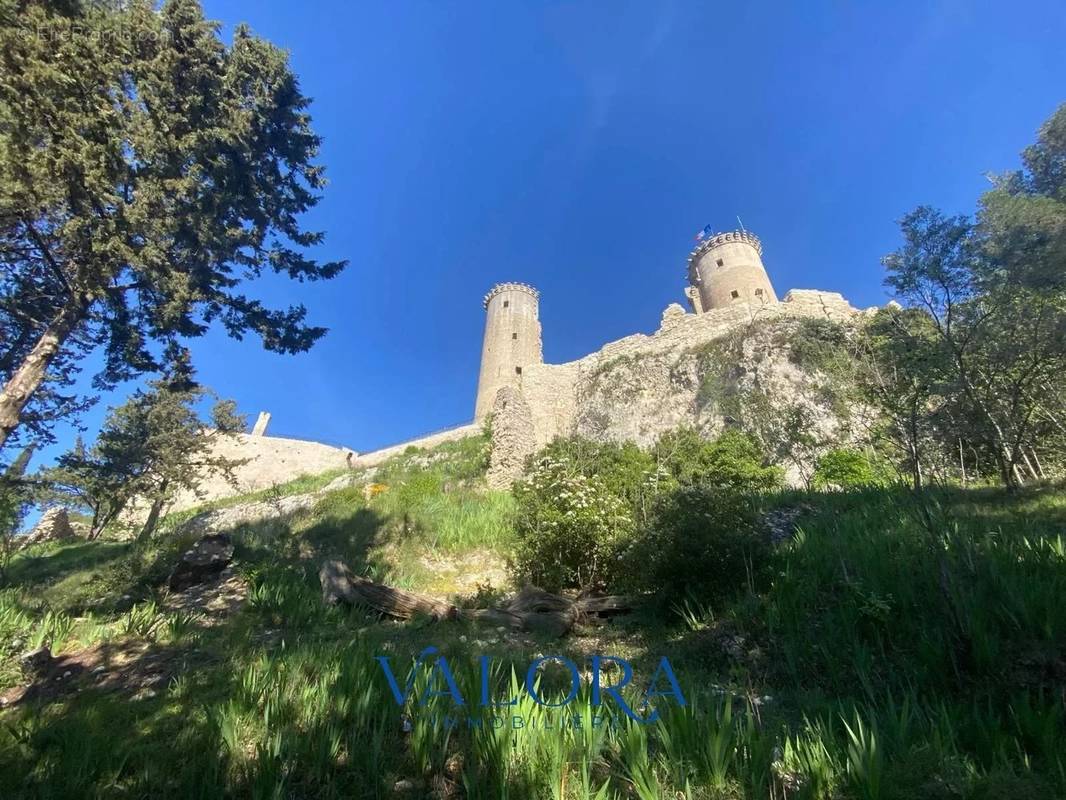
0, 638, 205, 708
417, 551, 509, 596
1, 571, 246, 709
163, 568, 247, 624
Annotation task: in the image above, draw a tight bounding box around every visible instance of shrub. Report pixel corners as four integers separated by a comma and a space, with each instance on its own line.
812, 448, 883, 489
656, 428, 784, 491
625, 486, 767, 607
511, 458, 633, 591
789, 318, 851, 374
531, 437, 659, 516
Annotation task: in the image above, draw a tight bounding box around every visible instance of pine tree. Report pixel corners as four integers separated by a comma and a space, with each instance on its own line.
43, 367, 247, 541
0, 0, 346, 451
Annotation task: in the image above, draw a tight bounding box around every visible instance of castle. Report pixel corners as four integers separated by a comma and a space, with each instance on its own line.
474, 229, 784, 423
171, 228, 867, 508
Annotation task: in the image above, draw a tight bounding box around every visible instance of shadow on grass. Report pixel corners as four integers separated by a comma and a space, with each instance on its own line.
0, 636, 231, 798
3, 540, 131, 591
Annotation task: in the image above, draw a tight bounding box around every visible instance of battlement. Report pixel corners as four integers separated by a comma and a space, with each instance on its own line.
483, 282, 540, 309
687, 230, 763, 269
686, 229, 776, 311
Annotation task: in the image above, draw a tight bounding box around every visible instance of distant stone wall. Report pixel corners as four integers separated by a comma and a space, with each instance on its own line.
166, 433, 355, 512
164, 287, 872, 510
352, 423, 483, 468
164, 423, 484, 516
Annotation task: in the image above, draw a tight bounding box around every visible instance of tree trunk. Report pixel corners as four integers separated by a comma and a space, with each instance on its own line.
0, 296, 87, 451
1020, 450, 1040, 481
1029, 447, 1045, 479
137, 482, 169, 544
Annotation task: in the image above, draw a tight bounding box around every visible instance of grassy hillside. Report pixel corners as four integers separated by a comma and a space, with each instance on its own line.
1, 432, 1064, 798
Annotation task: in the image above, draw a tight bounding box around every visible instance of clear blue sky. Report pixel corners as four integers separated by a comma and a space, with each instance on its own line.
38, 0, 1066, 461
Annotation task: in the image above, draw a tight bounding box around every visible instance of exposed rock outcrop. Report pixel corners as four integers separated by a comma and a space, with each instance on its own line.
167, 533, 234, 592
18, 507, 77, 550
490, 305, 870, 487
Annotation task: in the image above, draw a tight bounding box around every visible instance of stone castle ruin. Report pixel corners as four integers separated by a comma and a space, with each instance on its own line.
177, 228, 871, 508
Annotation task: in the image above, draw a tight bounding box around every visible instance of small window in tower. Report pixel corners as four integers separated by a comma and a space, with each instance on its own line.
503, 300, 509, 308
755, 288, 764, 296
731, 290, 740, 299
515, 366, 522, 375
716, 258, 724, 267
512, 332, 518, 339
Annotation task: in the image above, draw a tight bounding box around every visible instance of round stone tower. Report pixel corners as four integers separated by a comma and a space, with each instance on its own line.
686, 230, 778, 312
474, 282, 543, 421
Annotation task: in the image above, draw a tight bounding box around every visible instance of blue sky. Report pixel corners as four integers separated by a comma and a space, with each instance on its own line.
36, 0, 1066, 462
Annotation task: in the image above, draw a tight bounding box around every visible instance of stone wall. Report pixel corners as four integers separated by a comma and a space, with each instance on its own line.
159, 422, 485, 515
488, 292, 869, 486
352, 423, 483, 468
485, 386, 537, 488
166, 432, 355, 512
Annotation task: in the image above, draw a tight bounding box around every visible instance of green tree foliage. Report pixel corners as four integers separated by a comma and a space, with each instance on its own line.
856, 307, 950, 489
514, 430, 781, 595
811, 448, 885, 490
884, 211, 1066, 487
879, 104, 1066, 489
42, 368, 246, 541
625, 486, 765, 607
655, 427, 784, 491
0, 0, 345, 452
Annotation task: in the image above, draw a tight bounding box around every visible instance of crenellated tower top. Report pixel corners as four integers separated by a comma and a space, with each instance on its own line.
483, 282, 540, 309
685, 228, 777, 312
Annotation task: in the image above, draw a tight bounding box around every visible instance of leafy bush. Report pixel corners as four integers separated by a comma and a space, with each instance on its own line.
789, 318, 851, 374
626, 485, 767, 606
531, 437, 659, 517
655, 428, 784, 491
511, 458, 633, 591
812, 448, 885, 489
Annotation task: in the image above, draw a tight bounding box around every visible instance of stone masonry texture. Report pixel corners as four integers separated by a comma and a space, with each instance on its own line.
474, 283, 543, 421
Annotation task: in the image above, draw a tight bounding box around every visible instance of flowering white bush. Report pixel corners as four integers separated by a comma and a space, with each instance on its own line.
510, 458, 633, 591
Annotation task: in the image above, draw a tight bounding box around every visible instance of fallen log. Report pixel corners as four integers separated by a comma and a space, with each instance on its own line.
319, 560, 458, 621
318, 560, 632, 637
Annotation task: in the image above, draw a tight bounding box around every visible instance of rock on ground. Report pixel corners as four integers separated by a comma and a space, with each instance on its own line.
167, 533, 235, 592
176, 492, 319, 538
17, 507, 78, 550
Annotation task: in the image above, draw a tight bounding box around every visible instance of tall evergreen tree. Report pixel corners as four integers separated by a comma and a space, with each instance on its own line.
43, 367, 247, 541
0, 0, 346, 452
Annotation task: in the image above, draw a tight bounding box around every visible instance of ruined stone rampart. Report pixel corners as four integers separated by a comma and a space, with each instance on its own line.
165, 432, 355, 512
352, 423, 483, 468
510, 289, 860, 449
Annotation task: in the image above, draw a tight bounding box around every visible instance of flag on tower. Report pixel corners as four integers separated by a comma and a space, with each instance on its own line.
694, 224, 713, 241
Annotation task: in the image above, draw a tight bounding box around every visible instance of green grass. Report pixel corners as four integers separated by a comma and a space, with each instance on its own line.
2, 432, 1065, 798
158, 466, 353, 533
